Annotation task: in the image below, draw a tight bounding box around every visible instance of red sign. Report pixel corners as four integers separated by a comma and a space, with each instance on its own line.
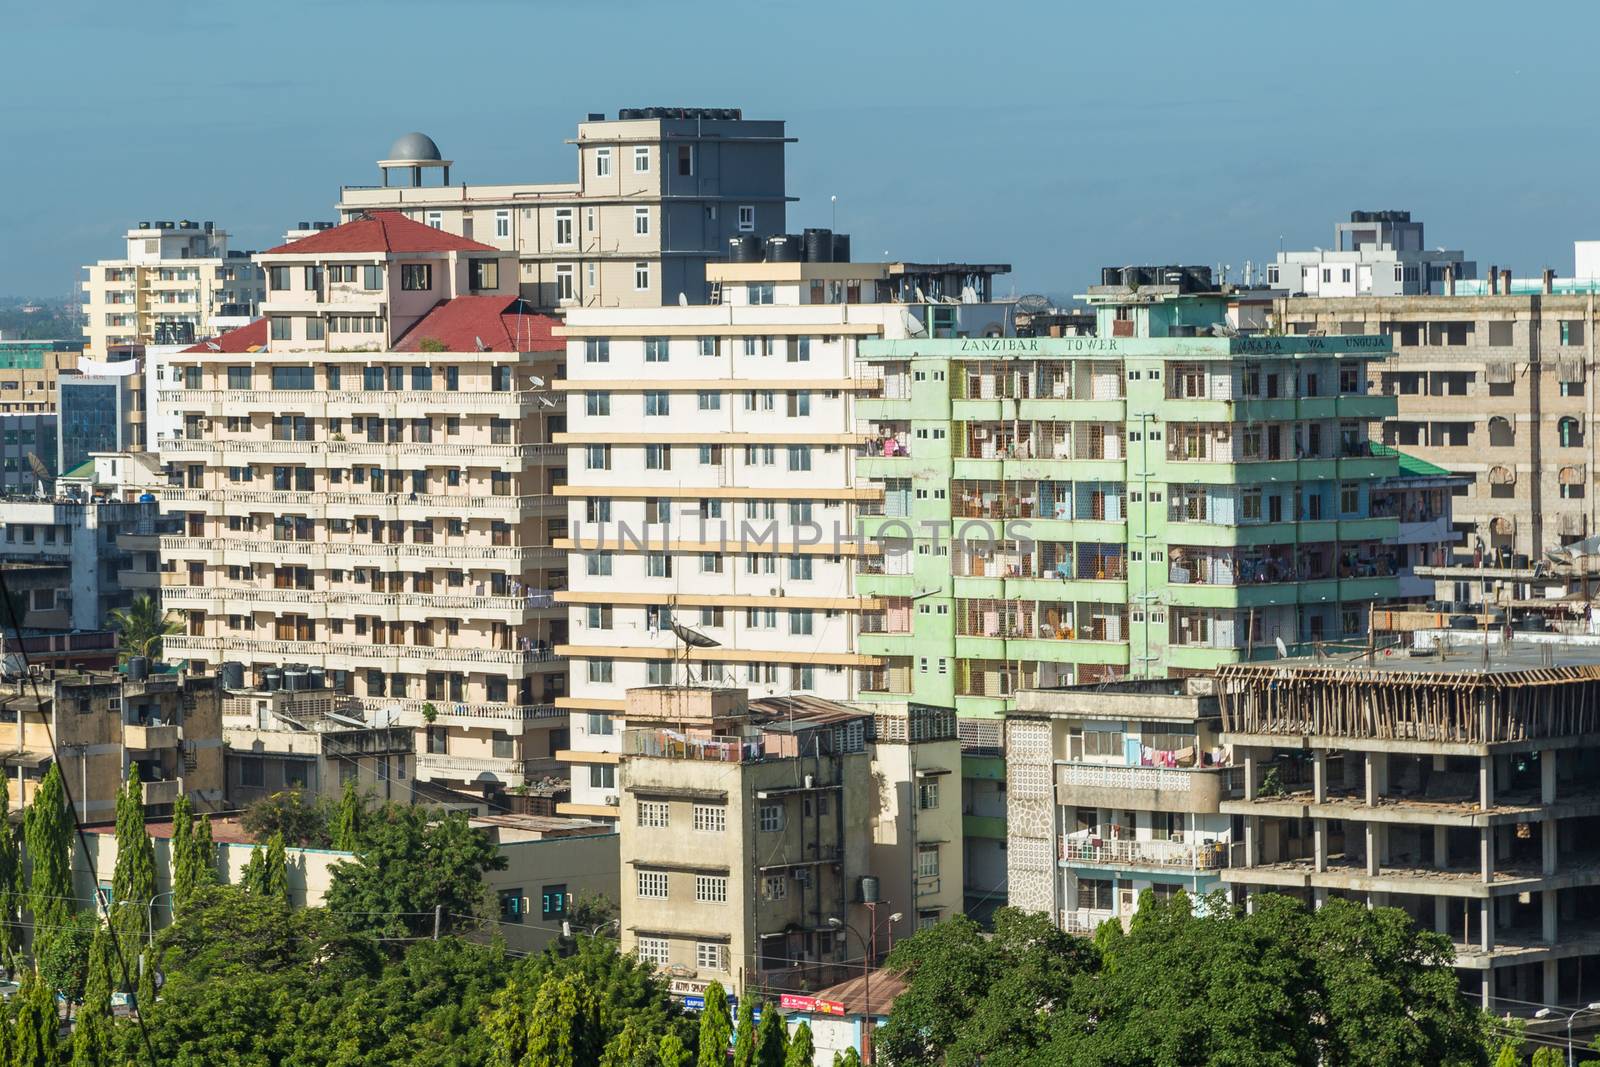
780, 994, 848, 1016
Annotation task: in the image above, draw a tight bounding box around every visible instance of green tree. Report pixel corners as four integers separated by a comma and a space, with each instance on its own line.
732, 995, 757, 1067
190, 815, 217, 896
24, 765, 73, 966
13, 968, 61, 1066
333, 779, 368, 852
599, 1014, 661, 1067
698, 983, 732, 1067
0, 780, 22, 965
240, 789, 331, 848
832, 1050, 861, 1067
567, 890, 617, 935
69, 922, 114, 1067
660, 1031, 692, 1067
110, 765, 156, 988
106, 593, 181, 662
1531, 1046, 1564, 1067
35, 911, 94, 1004
754, 1006, 786, 1067
324, 806, 505, 941
239, 844, 267, 895
785, 1022, 813, 1067
1493, 1042, 1521, 1067
263, 831, 290, 904
169, 793, 194, 914
487, 972, 603, 1067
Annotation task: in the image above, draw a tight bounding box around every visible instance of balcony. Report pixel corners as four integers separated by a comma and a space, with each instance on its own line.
415, 753, 558, 787
141, 778, 183, 806
158, 584, 555, 616
123, 723, 179, 750
163, 635, 563, 671
1060, 908, 1117, 936
342, 695, 563, 724
157, 486, 550, 517
157, 387, 552, 416
1059, 832, 1229, 871
158, 536, 540, 567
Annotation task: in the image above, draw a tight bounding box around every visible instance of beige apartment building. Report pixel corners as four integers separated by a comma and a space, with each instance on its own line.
336, 110, 791, 310
0, 340, 80, 415
81, 221, 264, 356
617, 686, 875, 999
0, 668, 224, 820
1274, 286, 1600, 562
155, 210, 570, 804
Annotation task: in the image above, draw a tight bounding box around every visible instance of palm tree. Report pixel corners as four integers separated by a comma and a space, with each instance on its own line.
106, 594, 182, 662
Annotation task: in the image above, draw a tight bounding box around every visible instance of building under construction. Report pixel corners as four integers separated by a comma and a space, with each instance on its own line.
1216, 639, 1600, 1012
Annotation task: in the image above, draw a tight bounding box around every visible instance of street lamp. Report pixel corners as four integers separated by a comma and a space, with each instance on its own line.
146, 890, 176, 946
1534, 1002, 1600, 1066
562, 917, 620, 939
829, 916, 877, 1065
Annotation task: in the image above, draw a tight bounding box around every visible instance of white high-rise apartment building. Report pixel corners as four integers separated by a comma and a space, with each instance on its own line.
157, 210, 569, 801
552, 257, 1007, 818
81, 220, 264, 356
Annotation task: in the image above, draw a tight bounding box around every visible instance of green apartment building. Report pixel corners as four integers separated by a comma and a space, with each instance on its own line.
850, 285, 1399, 915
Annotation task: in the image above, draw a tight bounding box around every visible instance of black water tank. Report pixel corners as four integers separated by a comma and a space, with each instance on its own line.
727, 235, 762, 263
283, 668, 308, 692
1186, 265, 1214, 291
1102, 267, 1123, 286
618, 108, 642, 120
221, 661, 244, 690
803, 228, 834, 263
1162, 267, 1187, 289
262, 668, 282, 692
127, 656, 149, 682
831, 233, 851, 263
1120, 266, 1142, 286
766, 234, 801, 262
308, 666, 326, 690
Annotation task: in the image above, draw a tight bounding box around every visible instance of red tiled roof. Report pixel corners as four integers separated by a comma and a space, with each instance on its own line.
89, 815, 256, 845
262, 210, 500, 255
393, 296, 564, 353
181, 318, 267, 354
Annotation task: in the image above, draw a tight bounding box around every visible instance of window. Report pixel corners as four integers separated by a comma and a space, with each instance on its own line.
694, 875, 728, 904
638, 801, 669, 828
693, 804, 726, 832
495, 210, 510, 239
269, 317, 291, 341
1562, 320, 1586, 346
916, 844, 940, 879
918, 779, 940, 810
585, 338, 610, 363
787, 446, 812, 472
305, 316, 324, 340
786, 391, 811, 417
696, 943, 725, 970
788, 556, 813, 581
759, 804, 784, 832
470, 259, 499, 291
594, 148, 611, 177
588, 658, 614, 683
697, 391, 721, 411
589, 764, 616, 789
425, 211, 442, 229
644, 391, 670, 416
636, 937, 669, 966
677, 144, 695, 176
760, 874, 787, 901
271, 367, 314, 390
737, 205, 755, 232
499, 889, 524, 924
362, 264, 382, 290
586, 605, 613, 631
635, 207, 650, 236
587, 553, 613, 576
633, 145, 650, 172
585, 444, 612, 469
634, 262, 650, 291
541, 885, 567, 919
789, 609, 814, 635
401, 264, 432, 291
554, 209, 574, 247
646, 553, 672, 577
585, 391, 611, 416
789, 336, 811, 363
227, 366, 251, 389
645, 444, 671, 470
747, 284, 774, 305
644, 337, 669, 362
698, 337, 716, 357
555, 264, 574, 301
637, 871, 668, 899
267, 266, 291, 291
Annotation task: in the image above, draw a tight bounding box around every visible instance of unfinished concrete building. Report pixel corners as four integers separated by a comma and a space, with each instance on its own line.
1216, 647, 1600, 1011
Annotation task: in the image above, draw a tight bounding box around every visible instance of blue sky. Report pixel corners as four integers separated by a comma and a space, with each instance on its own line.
4, 0, 1599, 301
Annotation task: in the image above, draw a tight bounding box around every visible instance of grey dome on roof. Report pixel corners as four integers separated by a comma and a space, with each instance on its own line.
387, 132, 442, 161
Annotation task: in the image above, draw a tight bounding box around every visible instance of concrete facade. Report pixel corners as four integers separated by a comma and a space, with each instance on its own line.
1268, 211, 1474, 297
0, 341, 80, 416
337, 111, 792, 310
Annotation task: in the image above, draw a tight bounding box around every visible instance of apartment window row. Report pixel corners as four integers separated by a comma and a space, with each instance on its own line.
582, 657, 832, 692
634, 870, 728, 904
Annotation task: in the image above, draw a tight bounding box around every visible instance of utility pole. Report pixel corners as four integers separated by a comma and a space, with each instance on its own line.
433, 903, 442, 940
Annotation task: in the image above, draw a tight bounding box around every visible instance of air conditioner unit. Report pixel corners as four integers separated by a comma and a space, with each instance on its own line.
197, 418, 211, 431
792, 867, 812, 884
604, 794, 619, 807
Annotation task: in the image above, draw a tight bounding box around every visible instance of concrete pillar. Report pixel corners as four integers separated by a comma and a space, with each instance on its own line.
1242, 748, 1257, 801
1434, 896, 1449, 934
1543, 889, 1558, 943
1312, 750, 1327, 804
1244, 816, 1258, 867
1479, 755, 1494, 810
1313, 886, 1328, 911
1366, 823, 1380, 876
1313, 818, 1327, 872
1543, 959, 1560, 1009
1543, 820, 1558, 875
1480, 900, 1493, 952
1542, 749, 1557, 805
1433, 826, 1448, 869
1364, 752, 1382, 806
1480, 828, 1493, 884
1480, 972, 1492, 1011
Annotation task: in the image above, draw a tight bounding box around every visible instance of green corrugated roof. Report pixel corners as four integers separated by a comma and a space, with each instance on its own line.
1369, 443, 1450, 478
61, 460, 95, 480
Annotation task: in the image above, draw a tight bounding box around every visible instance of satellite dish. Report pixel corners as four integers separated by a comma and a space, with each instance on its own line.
527, 375, 546, 388
537, 395, 556, 408
914, 286, 927, 303
205, 342, 222, 352
1016, 294, 1051, 314
677, 292, 688, 307
672, 622, 720, 649
1210, 322, 1238, 338
1275, 637, 1288, 659
474, 336, 487, 352
26, 453, 52, 484
900, 308, 927, 337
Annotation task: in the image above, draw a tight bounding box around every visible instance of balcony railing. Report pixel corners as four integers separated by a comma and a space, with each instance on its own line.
158, 536, 536, 563
157, 388, 557, 413
1060, 908, 1117, 936
157, 486, 549, 514
342, 695, 564, 722
1059, 833, 1229, 871
623, 728, 762, 763
159, 436, 557, 462
1059, 764, 1199, 793
164, 635, 562, 666
158, 585, 556, 611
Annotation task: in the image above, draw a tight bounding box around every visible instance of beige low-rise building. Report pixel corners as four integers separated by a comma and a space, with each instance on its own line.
0, 668, 223, 820
617, 686, 875, 998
